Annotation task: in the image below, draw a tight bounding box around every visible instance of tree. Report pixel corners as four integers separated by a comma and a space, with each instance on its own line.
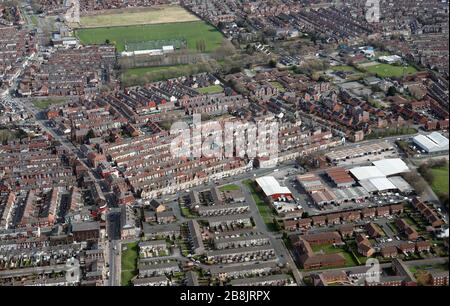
387, 86, 397, 96
438, 193, 449, 209
85, 129, 95, 140
401, 172, 428, 194
105, 39, 110, 45
418, 163, 434, 184
16, 129, 28, 139
268, 59, 277, 68
245, 44, 254, 55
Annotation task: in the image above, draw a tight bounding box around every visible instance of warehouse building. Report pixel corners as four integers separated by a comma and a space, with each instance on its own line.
350, 159, 411, 194
413, 132, 449, 154
255, 176, 293, 201
325, 167, 355, 188
325, 142, 394, 163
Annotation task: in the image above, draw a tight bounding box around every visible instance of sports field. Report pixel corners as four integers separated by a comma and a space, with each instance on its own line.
364, 62, 417, 78
75, 21, 223, 52
75, 5, 199, 28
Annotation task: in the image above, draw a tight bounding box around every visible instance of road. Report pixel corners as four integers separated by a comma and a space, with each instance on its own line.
236, 180, 305, 285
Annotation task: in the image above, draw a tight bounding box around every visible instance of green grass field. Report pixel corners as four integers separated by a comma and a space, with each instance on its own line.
75, 21, 223, 53
269, 81, 285, 92
219, 184, 240, 191
243, 180, 278, 232
30, 15, 38, 26
32, 98, 66, 110
197, 85, 224, 94
121, 242, 138, 286
364, 63, 417, 78
366, 127, 417, 140
180, 206, 196, 218
122, 65, 190, 78
431, 164, 449, 194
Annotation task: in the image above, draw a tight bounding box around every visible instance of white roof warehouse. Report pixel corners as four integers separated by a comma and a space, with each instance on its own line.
255, 176, 292, 199
413, 132, 449, 153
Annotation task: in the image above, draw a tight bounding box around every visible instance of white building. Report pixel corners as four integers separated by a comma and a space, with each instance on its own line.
413, 132, 449, 153
379, 55, 402, 64
372, 159, 409, 176
255, 176, 292, 200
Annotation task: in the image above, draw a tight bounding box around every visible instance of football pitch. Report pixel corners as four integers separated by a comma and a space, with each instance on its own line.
364, 63, 418, 78
75, 21, 223, 53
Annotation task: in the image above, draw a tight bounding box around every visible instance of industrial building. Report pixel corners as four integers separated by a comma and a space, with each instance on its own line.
255, 176, 292, 201
350, 159, 411, 194
412, 132, 449, 154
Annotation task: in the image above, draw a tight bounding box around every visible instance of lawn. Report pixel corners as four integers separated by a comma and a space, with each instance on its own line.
121, 242, 138, 286
431, 164, 449, 194
75, 21, 223, 52
269, 81, 286, 92
180, 206, 196, 218
76, 5, 199, 28
30, 15, 38, 27
32, 97, 66, 110
312, 243, 361, 267
366, 127, 417, 140
121, 61, 221, 85
219, 184, 240, 192
122, 65, 191, 78
404, 216, 420, 231
243, 180, 278, 232
197, 85, 224, 94
364, 63, 418, 78
312, 244, 342, 254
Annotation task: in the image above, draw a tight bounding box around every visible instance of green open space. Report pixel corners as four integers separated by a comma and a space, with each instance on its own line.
121, 242, 139, 286
312, 243, 359, 267
363, 63, 418, 78
180, 206, 196, 218
219, 184, 240, 192
404, 215, 420, 231
121, 60, 221, 85
75, 21, 223, 53
431, 164, 449, 195
269, 81, 286, 92
366, 127, 417, 140
122, 65, 190, 78
197, 85, 224, 94
32, 97, 66, 110
30, 15, 38, 26
243, 180, 278, 232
